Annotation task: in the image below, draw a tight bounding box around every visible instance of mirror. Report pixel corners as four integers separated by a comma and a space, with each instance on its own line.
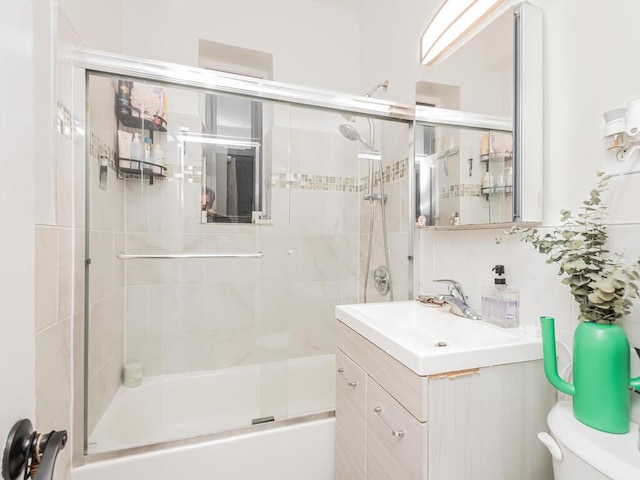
417, 7, 513, 119
415, 3, 543, 227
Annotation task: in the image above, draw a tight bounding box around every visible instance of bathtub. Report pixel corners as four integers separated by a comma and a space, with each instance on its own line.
76, 354, 336, 479
74, 416, 335, 480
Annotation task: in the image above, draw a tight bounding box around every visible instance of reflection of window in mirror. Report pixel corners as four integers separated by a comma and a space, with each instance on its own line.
198, 39, 273, 223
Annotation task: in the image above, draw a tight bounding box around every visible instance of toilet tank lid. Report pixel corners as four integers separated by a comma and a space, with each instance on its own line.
547, 401, 640, 479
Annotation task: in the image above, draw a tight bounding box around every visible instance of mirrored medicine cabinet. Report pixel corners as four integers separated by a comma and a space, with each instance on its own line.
415, 2, 543, 228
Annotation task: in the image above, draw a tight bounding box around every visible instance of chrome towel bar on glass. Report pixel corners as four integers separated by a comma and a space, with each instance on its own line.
117, 252, 263, 260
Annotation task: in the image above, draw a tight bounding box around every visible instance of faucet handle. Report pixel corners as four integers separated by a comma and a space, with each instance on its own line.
433, 279, 466, 298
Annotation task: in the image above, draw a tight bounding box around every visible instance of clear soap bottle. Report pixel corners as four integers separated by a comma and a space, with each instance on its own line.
481, 265, 519, 328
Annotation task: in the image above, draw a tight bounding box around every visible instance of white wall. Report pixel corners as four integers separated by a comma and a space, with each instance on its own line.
0, 0, 36, 442
57, 0, 360, 92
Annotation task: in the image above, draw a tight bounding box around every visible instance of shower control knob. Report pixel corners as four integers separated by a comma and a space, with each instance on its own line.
373, 265, 390, 295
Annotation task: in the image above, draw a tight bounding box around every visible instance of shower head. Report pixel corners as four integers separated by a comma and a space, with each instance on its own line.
339, 123, 361, 141
339, 124, 376, 152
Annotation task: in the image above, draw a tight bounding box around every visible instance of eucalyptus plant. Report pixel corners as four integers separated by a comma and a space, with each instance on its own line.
498, 172, 640, 324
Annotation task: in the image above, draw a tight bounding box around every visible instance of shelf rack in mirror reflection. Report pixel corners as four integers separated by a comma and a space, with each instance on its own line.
480, 152, 513, 199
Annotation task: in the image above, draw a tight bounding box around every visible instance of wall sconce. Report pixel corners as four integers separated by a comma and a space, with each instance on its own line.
604, 98, 640, 161
420, 0, 507, 65
603, 98, 640, 175
603, 107, 627, 152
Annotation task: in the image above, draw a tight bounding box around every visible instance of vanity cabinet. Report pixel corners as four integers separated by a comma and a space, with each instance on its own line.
335, 320, 555, 480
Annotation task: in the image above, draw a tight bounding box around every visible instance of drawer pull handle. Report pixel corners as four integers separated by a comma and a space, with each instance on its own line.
374, 407, 405, 438
337, 367, 358, 387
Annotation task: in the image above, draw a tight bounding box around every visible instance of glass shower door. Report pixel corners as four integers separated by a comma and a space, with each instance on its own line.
84, 67, 412, 457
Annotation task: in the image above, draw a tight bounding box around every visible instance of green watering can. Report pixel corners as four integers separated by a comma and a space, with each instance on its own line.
540, 316, 640, 434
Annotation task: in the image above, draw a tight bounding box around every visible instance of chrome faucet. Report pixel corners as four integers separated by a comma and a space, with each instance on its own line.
433, 279, 481, 320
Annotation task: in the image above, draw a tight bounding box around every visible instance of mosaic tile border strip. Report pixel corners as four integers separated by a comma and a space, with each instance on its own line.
270, 173, 361, 192
89, 132, 117, 171
440, 184, 483, 199
271, 158, 409, 191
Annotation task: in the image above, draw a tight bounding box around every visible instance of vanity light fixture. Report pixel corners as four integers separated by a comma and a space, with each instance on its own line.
420, 0, 507, 65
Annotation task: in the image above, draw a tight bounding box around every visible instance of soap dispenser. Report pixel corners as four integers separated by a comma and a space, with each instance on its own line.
481, 265, 519, 328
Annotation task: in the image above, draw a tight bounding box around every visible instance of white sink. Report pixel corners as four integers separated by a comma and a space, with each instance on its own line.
336, 301, 543, 375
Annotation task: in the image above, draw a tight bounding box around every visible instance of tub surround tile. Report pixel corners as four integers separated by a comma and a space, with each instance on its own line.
88, 291, 125, 374
339, 233, 360, 278
35, 226, 58, 332
289, 189, 345, 234
260, 283, 291, 333
35, 318, 71, 433
203, 232, 261, 282
141, 283, 256, 338
299, 234, 344, 281
268, 188, 291, 232
288, 281, 339, 356
86, 296, 124, 436
125, 286, 150, 340
131, 327, 257, 376
381, 178, 401, 232
287, 354, 335, 417
342, 191, 361, 234
88, 230, 115, 304
57, 228, 74, 321
259, 232, 301, 281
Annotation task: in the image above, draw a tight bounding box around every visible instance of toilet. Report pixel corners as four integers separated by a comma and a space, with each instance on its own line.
538, 401, 640, 479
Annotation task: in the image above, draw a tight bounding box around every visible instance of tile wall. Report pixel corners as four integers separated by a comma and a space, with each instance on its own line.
76, 95, 363, 424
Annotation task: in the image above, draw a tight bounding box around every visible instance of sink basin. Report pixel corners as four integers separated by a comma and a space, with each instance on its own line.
336, 301, 543, 375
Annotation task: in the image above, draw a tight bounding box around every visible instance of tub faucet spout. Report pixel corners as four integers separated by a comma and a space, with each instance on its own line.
433, 279, 481, 320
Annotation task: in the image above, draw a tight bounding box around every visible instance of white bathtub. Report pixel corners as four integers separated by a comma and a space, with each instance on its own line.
74, 417, 335, 480
77, 354, 336, 479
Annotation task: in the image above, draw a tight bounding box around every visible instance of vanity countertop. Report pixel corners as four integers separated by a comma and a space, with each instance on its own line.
336, 300, 543, 376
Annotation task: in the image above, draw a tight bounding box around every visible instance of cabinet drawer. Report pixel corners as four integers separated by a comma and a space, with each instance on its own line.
336, 320, 428, 421
335, 349, 367, 480
367, 378, 427, 480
